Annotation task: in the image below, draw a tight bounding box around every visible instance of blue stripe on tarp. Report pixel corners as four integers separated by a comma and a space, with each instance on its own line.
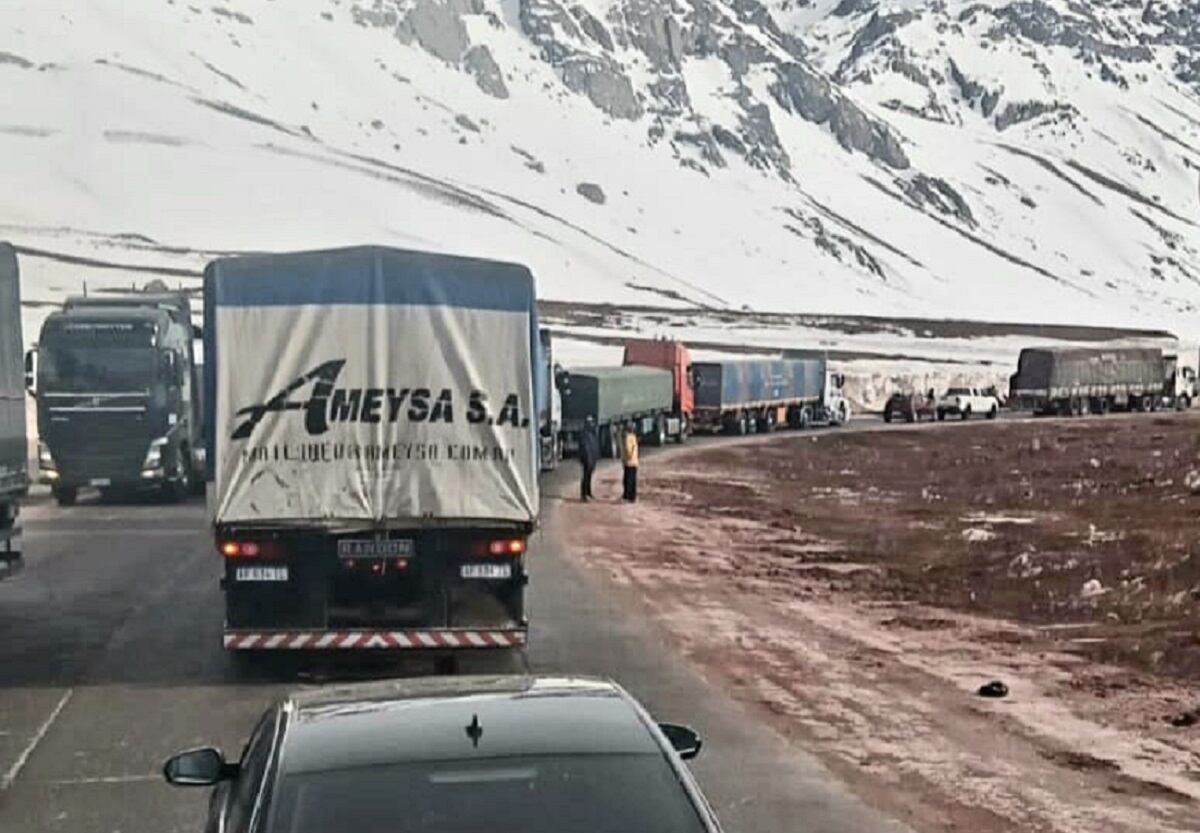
207, 246, 535, 311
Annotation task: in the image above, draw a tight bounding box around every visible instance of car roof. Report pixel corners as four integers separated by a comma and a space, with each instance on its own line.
280, 675, 663, 775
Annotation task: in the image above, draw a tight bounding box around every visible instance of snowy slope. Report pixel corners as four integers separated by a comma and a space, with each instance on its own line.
2, 0, 1199, 362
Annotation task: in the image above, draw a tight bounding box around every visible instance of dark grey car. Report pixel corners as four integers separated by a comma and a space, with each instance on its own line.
163, 675, 722, 833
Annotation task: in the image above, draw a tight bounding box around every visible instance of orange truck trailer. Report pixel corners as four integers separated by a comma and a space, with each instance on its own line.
622, 338, 694, 440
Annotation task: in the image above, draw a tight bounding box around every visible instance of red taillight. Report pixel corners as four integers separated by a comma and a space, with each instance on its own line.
487, 538, 526, 557
219, 540, 274, 558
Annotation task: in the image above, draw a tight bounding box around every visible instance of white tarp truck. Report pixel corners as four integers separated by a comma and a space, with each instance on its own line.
205, 247, 541, 663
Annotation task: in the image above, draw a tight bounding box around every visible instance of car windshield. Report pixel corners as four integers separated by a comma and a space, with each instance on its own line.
946, 388, 970, 396
268, 753, 708, 833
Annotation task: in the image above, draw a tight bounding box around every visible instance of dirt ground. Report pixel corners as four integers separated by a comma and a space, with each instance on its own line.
556, 413, 1200, 833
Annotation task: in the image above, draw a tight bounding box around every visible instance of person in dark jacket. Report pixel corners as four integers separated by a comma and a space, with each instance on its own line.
579, 416, 600, 501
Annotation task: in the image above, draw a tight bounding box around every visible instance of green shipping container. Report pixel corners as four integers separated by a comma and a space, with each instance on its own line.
563, 366, 673, 423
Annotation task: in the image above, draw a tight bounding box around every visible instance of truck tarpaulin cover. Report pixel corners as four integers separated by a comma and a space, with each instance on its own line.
0, 243, 26, 495
204, 247, 540, 526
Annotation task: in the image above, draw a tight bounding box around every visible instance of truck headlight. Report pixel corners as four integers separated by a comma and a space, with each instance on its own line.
142, 437, 168, 470
38, 441, 55, 471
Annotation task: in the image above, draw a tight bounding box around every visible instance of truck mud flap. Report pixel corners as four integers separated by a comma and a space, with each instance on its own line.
0, 512, 22, 579
223, 628, 527, 650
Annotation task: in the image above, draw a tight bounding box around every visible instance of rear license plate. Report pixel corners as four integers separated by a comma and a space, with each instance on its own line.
90, 478, 111, 487
338, 539, 413, 559
235, 566, 289, 582
460, 563, 512, 580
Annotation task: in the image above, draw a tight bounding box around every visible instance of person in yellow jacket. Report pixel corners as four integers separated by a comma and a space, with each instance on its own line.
620, 422, 639, 502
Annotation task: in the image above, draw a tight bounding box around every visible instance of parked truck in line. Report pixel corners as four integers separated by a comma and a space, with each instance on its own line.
622, 338, 693, 440
206, 246, 538, 661
560, 365, 684, 458
27, 290, 203, 505
0, 244, 26, 575
1008, 346, 1195, 416
693, 352, 850, 434
537, 327, 565, 472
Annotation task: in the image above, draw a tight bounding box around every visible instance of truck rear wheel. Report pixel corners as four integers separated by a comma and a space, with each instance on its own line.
652, 418, 667, 446
1178, 395, 1191, 411
598, 425, 615, 458
960, 406, 971, 421
675, 415, 688, 444
170, 454, 193, 503
53, 486, 77, 507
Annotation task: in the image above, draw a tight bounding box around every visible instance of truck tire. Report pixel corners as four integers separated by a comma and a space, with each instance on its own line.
652, 417, 667, 447
1097, 398, 1111, 416
53, 486, 78, 507
675, 415, 688, 444
799, 408, 811, 430
960, 406, 971, 421
433, 655, 460, 675
170, 454, 193, 503
736, 414, 748, 436
599, 425, 614, 458
937, 410, 945, 422
1178, 395, 1191, 411
986, 405, 998, 420
884, 410, 893, 424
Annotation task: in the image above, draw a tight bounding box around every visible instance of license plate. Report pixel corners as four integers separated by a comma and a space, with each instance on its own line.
460, 563, 512, 580
338, 539, 413, 559
235, 566, 289, 582
89, 478, 111, 487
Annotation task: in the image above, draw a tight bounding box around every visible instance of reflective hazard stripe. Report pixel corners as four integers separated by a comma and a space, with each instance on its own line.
223, 629, 526, 650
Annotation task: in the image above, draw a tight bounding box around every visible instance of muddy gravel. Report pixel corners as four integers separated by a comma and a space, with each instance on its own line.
557, 413, 1200, 833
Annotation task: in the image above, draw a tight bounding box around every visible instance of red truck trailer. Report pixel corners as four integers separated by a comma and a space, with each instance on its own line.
622, 339, 693, 441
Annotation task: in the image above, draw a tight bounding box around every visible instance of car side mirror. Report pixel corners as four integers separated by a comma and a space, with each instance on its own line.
163, 747, 233, 787
24, 348, 37, 396
658, 723, 702, 760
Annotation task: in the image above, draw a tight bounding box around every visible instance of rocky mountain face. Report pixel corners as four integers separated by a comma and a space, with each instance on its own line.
337, 0, 1200, 323
3, 0, 1200, 333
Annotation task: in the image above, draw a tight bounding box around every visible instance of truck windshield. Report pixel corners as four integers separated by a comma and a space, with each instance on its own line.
268, 753, 708, 833
39, 346, 157, 392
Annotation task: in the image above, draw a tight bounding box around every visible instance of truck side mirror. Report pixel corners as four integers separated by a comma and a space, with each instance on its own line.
24, 348, 37, 396
554, 365, 570, 395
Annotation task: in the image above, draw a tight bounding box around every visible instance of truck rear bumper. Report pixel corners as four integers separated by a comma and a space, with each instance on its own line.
223, 627, 527, 650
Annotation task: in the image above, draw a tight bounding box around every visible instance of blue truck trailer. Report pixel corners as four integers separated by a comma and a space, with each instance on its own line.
205, 246, 539, 663
0, 244, 26, 575
692, 353, 850, 434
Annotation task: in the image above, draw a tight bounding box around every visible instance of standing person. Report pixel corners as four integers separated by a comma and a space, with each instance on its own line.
621, 422, 639, 502
579, 416, 599, 501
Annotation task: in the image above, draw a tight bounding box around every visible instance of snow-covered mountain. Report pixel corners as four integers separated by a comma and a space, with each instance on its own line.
3, 0, 1200, 356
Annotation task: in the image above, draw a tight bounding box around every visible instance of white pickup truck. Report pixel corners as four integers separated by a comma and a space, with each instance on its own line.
936, 387, 1001, 421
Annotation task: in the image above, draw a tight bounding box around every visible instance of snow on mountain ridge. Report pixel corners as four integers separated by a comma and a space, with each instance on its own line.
1, 0, 1199, 354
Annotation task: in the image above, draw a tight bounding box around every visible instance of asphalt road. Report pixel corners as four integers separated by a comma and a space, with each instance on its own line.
0, 418, 929, 833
